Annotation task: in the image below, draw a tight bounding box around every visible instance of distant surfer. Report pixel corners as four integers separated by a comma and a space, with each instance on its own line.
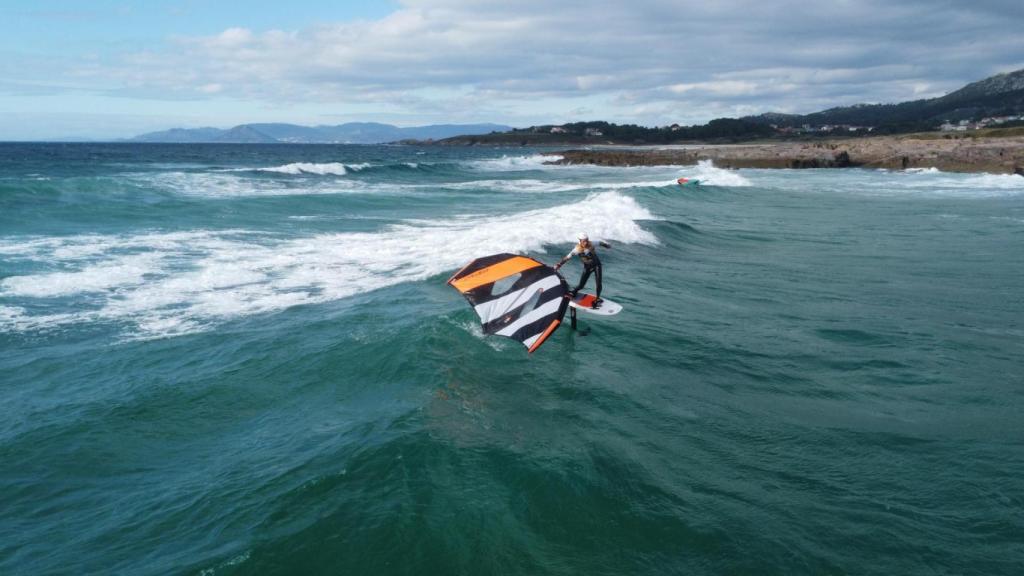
554, 232, 610, 307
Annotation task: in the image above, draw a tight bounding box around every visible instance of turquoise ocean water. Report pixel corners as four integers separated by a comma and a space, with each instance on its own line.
1, 143, 1022, 575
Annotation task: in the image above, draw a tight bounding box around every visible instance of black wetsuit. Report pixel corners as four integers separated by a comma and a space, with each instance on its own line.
569, 241, 602, 297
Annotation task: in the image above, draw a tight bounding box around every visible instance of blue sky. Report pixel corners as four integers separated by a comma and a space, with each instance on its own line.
1, 1, 395, 53
2, 0, 1023, 140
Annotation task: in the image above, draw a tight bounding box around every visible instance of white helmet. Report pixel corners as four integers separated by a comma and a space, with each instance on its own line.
578, 232, 588, 241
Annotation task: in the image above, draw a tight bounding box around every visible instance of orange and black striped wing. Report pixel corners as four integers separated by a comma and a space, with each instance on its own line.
448, 253, 569, 353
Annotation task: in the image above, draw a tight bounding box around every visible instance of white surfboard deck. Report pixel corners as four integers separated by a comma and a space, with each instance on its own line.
568, 293, 622, 316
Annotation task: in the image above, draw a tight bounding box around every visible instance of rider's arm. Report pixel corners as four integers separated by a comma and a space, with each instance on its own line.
553, 248, 577, 270
599, 241, 611, 249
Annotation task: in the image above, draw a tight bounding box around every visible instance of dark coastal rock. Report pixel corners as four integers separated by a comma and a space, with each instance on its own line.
547, 136, 1024, 174
790, 158, 821, 168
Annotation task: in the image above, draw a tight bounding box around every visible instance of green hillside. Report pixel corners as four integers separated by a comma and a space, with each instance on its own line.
438, 68, 1024, 145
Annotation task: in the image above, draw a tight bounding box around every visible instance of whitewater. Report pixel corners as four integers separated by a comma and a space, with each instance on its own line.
1, 143, 1022, 576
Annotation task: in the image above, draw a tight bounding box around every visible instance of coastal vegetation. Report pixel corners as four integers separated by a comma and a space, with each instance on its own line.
436, 68, 1024, 146
125, 69, 1024, 149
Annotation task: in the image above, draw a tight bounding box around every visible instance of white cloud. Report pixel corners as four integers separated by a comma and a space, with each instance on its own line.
210, 27, 254, 47
668, 81, 761, 97
6, 0, 1024, 128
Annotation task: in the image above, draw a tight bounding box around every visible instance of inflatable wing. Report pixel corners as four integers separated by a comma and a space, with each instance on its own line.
447, 253, 569, 353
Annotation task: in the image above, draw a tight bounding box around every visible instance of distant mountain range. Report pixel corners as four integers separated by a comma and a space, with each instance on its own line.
129, 122, 513, 144
130, 69, 1024, 146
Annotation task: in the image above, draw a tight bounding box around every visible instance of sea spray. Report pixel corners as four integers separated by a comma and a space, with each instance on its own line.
1, 192, 656, 339
682, 159, 754, 187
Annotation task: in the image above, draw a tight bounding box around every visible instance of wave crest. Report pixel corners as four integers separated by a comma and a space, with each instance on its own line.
257, 162, 366, 175
0, 192, 657, 339
466, 154, 559, 171
682, 160, 753, 187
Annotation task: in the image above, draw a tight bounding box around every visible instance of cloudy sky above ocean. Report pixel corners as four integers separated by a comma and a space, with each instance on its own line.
1, 0, 1022, 139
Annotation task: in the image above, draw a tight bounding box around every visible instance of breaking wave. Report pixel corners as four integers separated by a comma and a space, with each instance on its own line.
254, 162, 369, 175
466, 154, 561, 171
139, 171, 363, 197
0, 192, 657, 339
680, 160, 753, 187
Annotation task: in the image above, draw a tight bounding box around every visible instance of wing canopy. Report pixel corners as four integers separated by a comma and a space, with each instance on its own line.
448, 253, 569, 353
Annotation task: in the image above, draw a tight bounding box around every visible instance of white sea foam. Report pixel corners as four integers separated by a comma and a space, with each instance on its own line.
875, 169, 1024, 197
614, 179, 695, 189
679, 160, 753, 187
1, 253, 162, 297
443, 177, 684, 194
0, 305, 26, 325
144, 172, 259, 197
757, 166, 1024, 198
257, 162, 354, 175
0, 230, 257, 261
443, 179, 584, 193
903, 172, 1024, 190
0, 305, 82, 333
0, 192, 657, 339
466, 154, 560, 171
457, 318, 508, 351
140, 171, 365, 197
215, 161, 373, 175
142, 170, 621, 198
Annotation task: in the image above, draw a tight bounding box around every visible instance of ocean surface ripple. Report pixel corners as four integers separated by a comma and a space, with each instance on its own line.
1, 143, 1022, 575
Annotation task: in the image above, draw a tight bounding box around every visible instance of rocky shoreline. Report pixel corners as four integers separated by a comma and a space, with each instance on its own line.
548, 135, 1024, 175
